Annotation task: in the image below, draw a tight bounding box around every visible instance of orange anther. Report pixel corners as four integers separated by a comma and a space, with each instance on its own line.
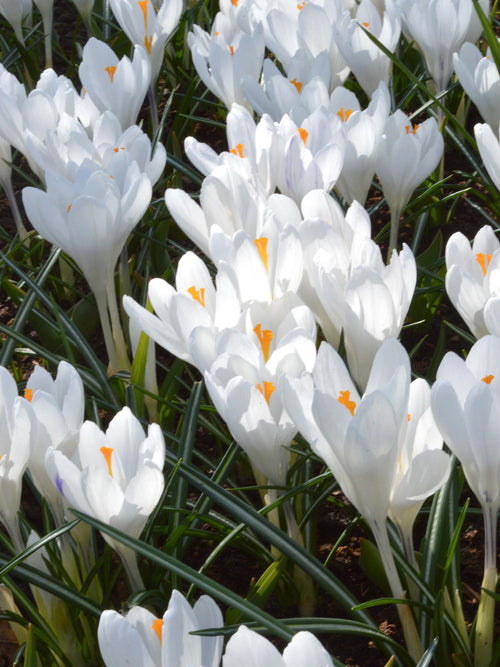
152, 619, 163, 644
229, 143, 244, 158
254, 237, 269, 272
256, 381, 276, 404
476, 252, 492, 276
298, 127, 308, 144
337, 107, 353, 122
105, 66, 117, 82
100, 446, 114, 477
254, 324, 273, 362
187, 285, 206, 307
338, 390, 356, 416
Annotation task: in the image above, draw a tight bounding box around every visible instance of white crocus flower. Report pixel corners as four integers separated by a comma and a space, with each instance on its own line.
275, 108, 345, 204
98, 590, 223, 667
23, 165, 151, 301
0, 67, 99, 181
25, 362, 84, 527
389, 379, 451, 567
250, 0, 349, 90
336, 0, 401, 97
185, 102, 279, 195
312, 229, 416, 390
330, 80, 391, 204
123, 251, 241, 367
445, 224, 500, 339
23, 163, 151, 371
209, 216, 303, 303
79, 39, 151, 130
475, 122, 500, 193
432, 335, 500, 515
24, 110, 165, 186
454, 42, 500, 131
281, 338, 423, 661
223, 626, 333, 667
0, 368, 32, 552
46, 407, 165, 591
281, 338, 411, 527
431, 334, 500, 665
165, 156, 270, 258
374, 110, 443, 254
189, 20, 265, 111
298, 194, 373, 346
396, 0, 487, 95
241, 51, 332, 123
198, 297, 317, 486
109, 0, 183, 83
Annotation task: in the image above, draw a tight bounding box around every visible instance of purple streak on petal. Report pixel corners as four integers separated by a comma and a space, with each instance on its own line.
56, 473, 64, 497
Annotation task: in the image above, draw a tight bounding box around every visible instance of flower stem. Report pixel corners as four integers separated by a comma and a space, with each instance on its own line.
474, 503, 498, 667
387, 206, 401, 261
116, 544, 144, 593
371, 518, 423, 663
41, 5, 53, 69
398, 525, 420, 604
283, 500, 315, 616
1, 177, 27, 239
106, 276, 130, 371
95, 289, 119, 374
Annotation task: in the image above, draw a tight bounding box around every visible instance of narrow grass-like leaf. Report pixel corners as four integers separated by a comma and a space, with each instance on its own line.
0, 251, 119, 407
0, 558, 101, 619
69, 510, 294, 641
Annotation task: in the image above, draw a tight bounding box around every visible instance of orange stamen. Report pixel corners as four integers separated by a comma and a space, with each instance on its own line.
298, 127, 308, 144
24, 388, 33, 402
230, 45, 235, 56
254, 323, 273, 362
138, 1, 152, 53
407, 413, 411, 422
138, 0, 148, 24
482, 374, 494, 384
100, 446, 114, 477
290, 78, 302, 93
405, 124, 419, 135
105, 66, 117, 82
152, 619, 163, 644
337, 107, 353, 122
231, 0, 239, 5
67, 204, 72, 213
476, 252, 492, 276
256, 381, 276, 404
187, 285, 206, 307
229, 143, 244, 157
297, 1, 305, 8
338, 390, 356, 416
254, 237, 268, 272
362, 21, 369, 27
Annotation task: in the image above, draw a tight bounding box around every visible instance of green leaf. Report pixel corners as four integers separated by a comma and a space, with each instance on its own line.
69, 509, 294, 641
